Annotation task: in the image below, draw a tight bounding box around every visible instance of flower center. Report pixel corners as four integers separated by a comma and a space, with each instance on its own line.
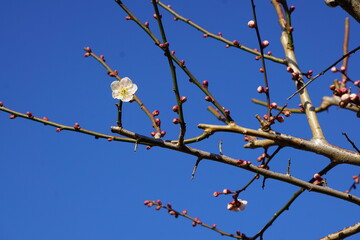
120, 88, 128, 95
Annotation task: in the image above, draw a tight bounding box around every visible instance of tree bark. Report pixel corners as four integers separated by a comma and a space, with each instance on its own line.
325, 0, 360, 23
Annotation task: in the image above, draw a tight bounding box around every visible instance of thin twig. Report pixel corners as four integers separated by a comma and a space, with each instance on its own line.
342, 132, 360, 153
152, 1, 186, 145
250, 0, 272, 118
157, 1, 285, 64
287, 45, 360, 100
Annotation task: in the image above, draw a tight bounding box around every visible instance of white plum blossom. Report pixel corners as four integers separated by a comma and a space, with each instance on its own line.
111, 77, 138, 102
227, 199, 248, 212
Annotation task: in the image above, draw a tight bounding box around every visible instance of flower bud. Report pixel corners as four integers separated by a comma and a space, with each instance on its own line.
213, 191, 220, 197
172, 118, 180, 124
180, 96, 187, 103
155, 118, 161, 127
261, 40, 269, 48
232, 40, 240, 46
331, 66, 338, 73
257, 86, 265, 93
222, 189, 231, 194
152, 110, 160, 116
172, 105, 179, 112
205, 96, 213, 102
276, 115, 285, 123
270, 102, 278, 109
202, 80, 208, 88
247, 20, 256, 28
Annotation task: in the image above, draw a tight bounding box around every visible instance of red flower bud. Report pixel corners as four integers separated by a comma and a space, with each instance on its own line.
172, 105, 179, 112
202, 80, 208, 88
152, 110, 160, 116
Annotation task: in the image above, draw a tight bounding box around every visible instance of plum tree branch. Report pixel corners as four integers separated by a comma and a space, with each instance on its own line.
198, 122, 360, 166
111, 126, 360, 205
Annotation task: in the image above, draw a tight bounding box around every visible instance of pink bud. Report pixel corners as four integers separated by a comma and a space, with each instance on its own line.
350, 93, 359, 102
26, 112, 33, 117
180, 96, 187, 103
286, 67, 294, 73
83, 52, 91, 57
155, 118, 161, 127
313, 173, 323, 180
73, 123, 80, 129
247, 20, 256, 28
232, 40, 240, 46
257, 86, 264, 93
340, 66, 346, 72
217, 32, 223, 37
153, 13, 162, 19
261, 40, 269, 48
182, 209, 187, 214
202, 80, 208, 88
125, 16, 132, 20
152, 110, 160, 116
270, 102, 278, 109
145, 22, 149, 28
341, 93, 350, 103
205, 96, 213, 102
213, 191, 220, 197
0, 101, 3, 107
180, 60, 185, 66
172, 105, 179, 112
282, 110, 291, 117
222, 189, 231, 194
56, 128, 62, 132
42, 116, 49, 121
203, 33, 208, 38
84, 47, 92, 52
331, 66, 338, 73
172, 118, 180, 124
276, 116, 285, 123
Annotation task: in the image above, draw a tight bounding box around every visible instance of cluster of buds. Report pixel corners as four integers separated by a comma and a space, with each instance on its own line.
213, 188, 233, 197
313, 173, 324, 186
257, 86, 269, 93
83, 47, 92, 57
330, 86, 360, 108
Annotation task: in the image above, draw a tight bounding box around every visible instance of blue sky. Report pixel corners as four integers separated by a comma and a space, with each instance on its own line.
0, 0, 359, 239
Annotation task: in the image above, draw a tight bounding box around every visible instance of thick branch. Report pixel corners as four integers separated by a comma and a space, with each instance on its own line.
198, 123, 360, 166
272, 0, 325, 140
319, 222, 360, 240
111, 126, 360, 205
325, 0, 360, 23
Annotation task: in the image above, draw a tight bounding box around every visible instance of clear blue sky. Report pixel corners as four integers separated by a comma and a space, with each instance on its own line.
0, 0, 359, 239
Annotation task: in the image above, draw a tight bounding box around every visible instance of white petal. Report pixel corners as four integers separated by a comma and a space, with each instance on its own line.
120, 77, 132, 86
127, 83, 138, 94
120, 94, 133, 102
110, 81, 121, 91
